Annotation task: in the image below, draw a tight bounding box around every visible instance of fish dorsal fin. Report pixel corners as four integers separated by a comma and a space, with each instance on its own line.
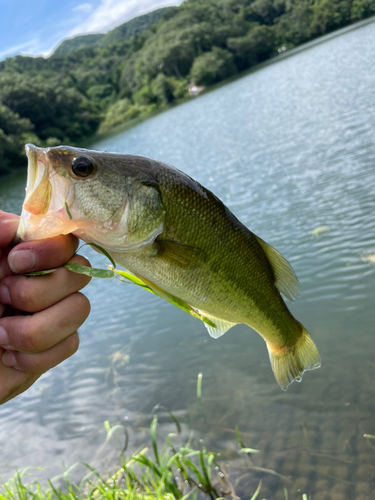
197, 310, 238, 339
154, 239, 205, 270
254, 236, 300, 301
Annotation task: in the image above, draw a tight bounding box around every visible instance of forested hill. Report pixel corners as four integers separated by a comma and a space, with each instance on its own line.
1, 0, 374, 176
54, 7, 171, 56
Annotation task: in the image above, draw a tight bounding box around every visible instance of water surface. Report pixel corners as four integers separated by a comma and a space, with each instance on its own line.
1, 21, 375, 499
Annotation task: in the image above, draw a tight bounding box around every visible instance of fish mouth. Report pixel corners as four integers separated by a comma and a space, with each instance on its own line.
23, 144, 52, 216
15, 144, 76, 243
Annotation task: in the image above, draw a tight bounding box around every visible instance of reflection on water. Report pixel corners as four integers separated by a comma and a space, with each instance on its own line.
1, 20, 375, 499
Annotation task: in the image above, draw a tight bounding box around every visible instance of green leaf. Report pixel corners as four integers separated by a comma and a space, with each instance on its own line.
25, 269, 58, 276
64, 262, 115, 278
240, 448, 260, 454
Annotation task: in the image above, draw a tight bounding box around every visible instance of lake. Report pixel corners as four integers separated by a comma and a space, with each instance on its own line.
1, 20, 375, 499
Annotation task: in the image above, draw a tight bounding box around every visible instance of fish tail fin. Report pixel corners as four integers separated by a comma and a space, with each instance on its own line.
267, 325, 321, 391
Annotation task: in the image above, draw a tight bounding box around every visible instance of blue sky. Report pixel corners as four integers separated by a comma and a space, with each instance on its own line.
0, 0, 181, 60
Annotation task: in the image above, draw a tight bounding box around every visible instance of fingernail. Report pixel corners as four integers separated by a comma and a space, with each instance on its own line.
0, 285, 10, 305
0, 326, 9, 345
2, 350, 17, 368
9, 249, 36, 274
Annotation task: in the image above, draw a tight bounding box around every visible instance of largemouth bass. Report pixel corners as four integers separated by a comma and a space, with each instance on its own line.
16, 144, 321, 390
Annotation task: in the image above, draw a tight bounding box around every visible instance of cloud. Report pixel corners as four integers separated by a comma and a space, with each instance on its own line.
68, 0, 181, 37
73, 3, 94, 13
0, 0, 182, 61
0, 38, 46, 60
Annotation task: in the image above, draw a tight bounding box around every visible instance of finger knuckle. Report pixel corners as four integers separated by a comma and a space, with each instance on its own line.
18, 318, 43, 352
17, 283, 40, 311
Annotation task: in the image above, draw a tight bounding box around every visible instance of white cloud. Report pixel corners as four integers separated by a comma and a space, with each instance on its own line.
68, 0, 181, 37
73, 3, 94, 13
0, 0, 182, 61
0, 38, 46, 60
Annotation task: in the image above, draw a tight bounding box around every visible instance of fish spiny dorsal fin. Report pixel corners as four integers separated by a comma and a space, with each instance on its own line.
197, 310, 238, 339
254, 235, 300, 301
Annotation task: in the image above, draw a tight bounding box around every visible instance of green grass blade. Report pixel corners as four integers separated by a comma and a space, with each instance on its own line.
64, 202, 72, 221
86, 243, 116, 269
150, 416, 160, 467
235, 425, 244, 448
250, 479, 262, 500
199, 450, 211, 485
197, 373, 202, 398
239, 448, 260, 454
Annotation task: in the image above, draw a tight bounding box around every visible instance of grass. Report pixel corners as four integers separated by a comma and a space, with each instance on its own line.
0, 416, 310, 500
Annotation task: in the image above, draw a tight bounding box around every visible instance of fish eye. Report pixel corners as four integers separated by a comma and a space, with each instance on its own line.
71, 156, 96, 177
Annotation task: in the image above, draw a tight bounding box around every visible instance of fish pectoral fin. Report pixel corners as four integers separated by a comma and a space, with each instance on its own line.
154, 239, 205, 270
197, 311, 238, 339
254, 235, 300, 301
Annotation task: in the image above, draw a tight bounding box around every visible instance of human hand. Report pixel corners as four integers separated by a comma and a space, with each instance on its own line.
0, 210, 91, 404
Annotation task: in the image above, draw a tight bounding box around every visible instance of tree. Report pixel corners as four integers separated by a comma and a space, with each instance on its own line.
311, 0, 352, 35
228, 25, 276, 71
251, 0, 286, 24
0, 104, 38, 173
190, 47, 237, 86
0, 77, 100, 142
351, 0, 375, 19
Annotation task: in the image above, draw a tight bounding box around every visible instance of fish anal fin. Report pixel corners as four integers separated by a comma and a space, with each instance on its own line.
267, 325, 321, 390
254, 235, 300, 301
197, 310, 238, 339
154, 239, 205, 270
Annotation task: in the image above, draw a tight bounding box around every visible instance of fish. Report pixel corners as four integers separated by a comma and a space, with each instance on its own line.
16, 144, 321, 390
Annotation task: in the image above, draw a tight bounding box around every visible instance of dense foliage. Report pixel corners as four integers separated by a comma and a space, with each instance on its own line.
0, 0, 374, 176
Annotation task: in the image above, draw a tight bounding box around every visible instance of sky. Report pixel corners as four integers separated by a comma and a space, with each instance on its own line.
0, 0, 182, 61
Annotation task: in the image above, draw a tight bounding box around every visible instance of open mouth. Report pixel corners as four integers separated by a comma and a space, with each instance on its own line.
15, 144, 77, 243
23, 144, 52, 216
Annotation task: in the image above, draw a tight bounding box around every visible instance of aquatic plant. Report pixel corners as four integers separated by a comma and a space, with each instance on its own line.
0, 416, 310, 500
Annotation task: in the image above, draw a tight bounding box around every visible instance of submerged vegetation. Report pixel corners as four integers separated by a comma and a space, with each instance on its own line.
0, 416, 313, 500
1, 0, 375, 176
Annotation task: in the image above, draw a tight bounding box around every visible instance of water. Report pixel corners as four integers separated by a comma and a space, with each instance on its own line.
1, 21, 375, 498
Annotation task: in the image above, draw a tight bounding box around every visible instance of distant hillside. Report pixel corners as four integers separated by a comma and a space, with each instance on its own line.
98, 7, 172, 47
54, 34, 104, 56
54, 7, 172, 56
